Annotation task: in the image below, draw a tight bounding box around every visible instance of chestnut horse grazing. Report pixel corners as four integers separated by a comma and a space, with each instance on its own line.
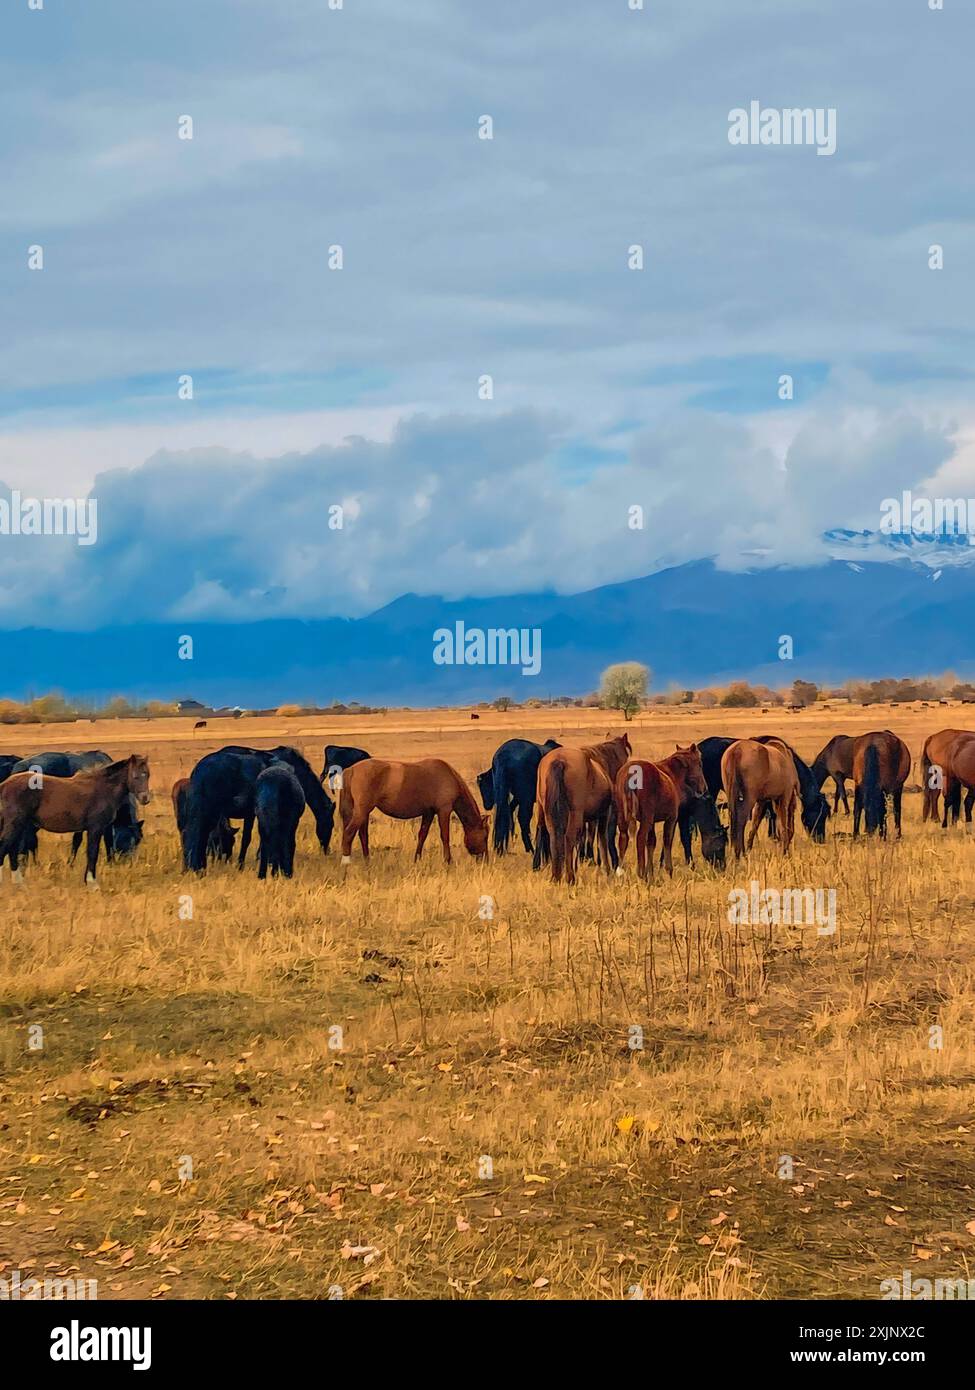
920, 728, 975, 825
0, 755, 151, 885
721, 738, 799, 858
614, 744, 706, 879
339, 758, 489, 864
534, 735, 631, 884
811, 735, 856, 814
852, 731, 911, 838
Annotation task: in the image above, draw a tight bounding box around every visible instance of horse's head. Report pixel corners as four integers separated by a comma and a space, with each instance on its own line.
691, 793, 727, 869
802, 791, 831, 843
126, 755, 151, 805
674, 743, 706, 796
113, 820, 144, 858
464, 813, 491, 859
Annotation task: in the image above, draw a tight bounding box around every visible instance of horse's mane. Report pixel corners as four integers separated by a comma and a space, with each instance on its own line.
583, 736, 629, 776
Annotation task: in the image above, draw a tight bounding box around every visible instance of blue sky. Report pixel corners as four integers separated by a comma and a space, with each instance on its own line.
1, 0, 973, 627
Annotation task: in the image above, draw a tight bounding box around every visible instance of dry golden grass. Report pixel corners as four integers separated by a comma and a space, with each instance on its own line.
2, 704, 975, 1301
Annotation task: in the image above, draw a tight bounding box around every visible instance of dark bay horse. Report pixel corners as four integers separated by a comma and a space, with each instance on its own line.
811, 735, 856, 814
182, 746, 333, 871
476, 737, 560, 854
339, 758, 489, 864
255, 764, 306, 878
172, 776, 236, 862
614, 745, 706, 878
0, 755, 150, 884
920, 728, 975, 825
721, 739, 799, 858
533, 735, 631, 884
852, 731, 911, 838
320, 745, 371, 792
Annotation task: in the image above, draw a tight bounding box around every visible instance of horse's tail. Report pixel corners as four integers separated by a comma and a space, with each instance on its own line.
492, 768, 515, 854
545, 760, 570, 881
862, 744, 886, 834
182, 780, 208, 871
920, 746, 935, 821
730, 766, 749, 856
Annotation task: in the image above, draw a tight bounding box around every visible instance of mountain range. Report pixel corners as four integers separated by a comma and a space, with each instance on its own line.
1, 531, 970, 706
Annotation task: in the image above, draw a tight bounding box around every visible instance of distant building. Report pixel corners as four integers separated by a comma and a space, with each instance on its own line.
176, 699, 210, 715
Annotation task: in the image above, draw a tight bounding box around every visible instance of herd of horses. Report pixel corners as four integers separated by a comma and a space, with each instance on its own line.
0, 725, 969, 887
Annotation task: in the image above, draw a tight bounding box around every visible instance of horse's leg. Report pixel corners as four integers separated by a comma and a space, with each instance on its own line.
617, 809, 630, 870
596, 814, 612, 877
893, 787, 904, 838
853, 785, 862, 838
414, 810, 435, 861
565, 813, 581, 886
436, 809, 452, 865
69, 831, 83, 864
781, 794, 795, 855
677, 804, 693, 865
257, 836, 268, 879
642, 822, 655, 880
765, 804, 778, 840
661, 817, 676, 877
84, 828, 101, 887
745, 801, 764, 852
517, 798, 534, 854
237, 813, 254, 869
358, 817, 370, 859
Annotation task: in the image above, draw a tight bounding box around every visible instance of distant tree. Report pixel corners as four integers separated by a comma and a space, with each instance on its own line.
695, 689, 719, 709
600, 662, 650, 720
791, 679, 819, 708
493, 696, 513, 711
720, 681, 759, 708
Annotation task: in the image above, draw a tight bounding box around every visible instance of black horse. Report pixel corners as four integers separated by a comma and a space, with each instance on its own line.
320, 744, 371, 791
255, 764, 305, 879
677, 793, 728, 869
183, 745, 333, 871
476, 738, 560, 854
173, 779, 236, 863
68, 793, 144, 865
698, 735, 830, 842
0, 754, 27, 783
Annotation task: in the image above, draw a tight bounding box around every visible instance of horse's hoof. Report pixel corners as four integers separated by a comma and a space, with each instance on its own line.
11, 868, 24, 886
615, 866, 625, 878
341, 855, 351, 866
85, 873, 100, 890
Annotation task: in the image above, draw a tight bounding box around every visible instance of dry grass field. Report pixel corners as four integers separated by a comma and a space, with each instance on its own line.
2, 703, 975, 1301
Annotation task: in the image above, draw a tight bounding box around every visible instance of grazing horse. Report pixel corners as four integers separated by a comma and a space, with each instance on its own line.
0, 755, 151, 884
320, 744, 371, 791
852, 731, 911, 838
3, 752, 114, 866
68, 793, 144, 865
339, 758, 489, 864
811, 735, 856, 814
182, 746, 333, 872
721, 739, 799, 858
476, 738, 560, 854
681, 792, 728, 869
533, 735, 631, 884
255, 764, 305, 878
614, 745, 706, 879
936, 734, 975, 828
172, 776, 237, 862
699, 735, 829, 842
920, 728, 975, 824
0, 755, 27, 783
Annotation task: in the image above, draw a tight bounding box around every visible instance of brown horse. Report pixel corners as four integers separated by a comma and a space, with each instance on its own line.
920, 728, 975, 824
852, 731, 911, 838
614, 744, 707, 879
936, 732, 975, 828
811, 735, 856, 813
534, 735, 631, 884
721, 738, 799, 858
0, 755, 151, 884
339, 758, 489, 864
